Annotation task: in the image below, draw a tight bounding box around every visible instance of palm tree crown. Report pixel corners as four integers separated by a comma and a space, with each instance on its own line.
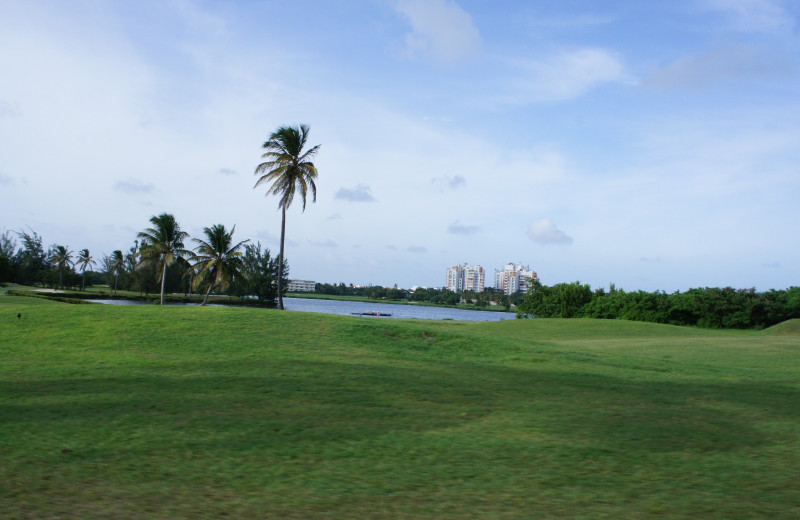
254, 124, 320, 211
190, 224, 249, 305
50, 245, 74, 289
254, 124, 320, 309
77, 248, 96, 291
109, 250, 124, 296
137, 213, 190, 305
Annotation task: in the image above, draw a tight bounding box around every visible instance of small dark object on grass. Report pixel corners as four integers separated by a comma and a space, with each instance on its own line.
17, 313, 21, 319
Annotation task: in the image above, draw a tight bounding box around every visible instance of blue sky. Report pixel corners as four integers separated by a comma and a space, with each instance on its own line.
1, 0, 798, 291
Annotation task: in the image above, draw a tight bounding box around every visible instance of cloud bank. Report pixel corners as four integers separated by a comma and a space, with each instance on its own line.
335, 184, 376, 202
392, 0, 482, 62
527, 218, 573, 245
447, 220, 479, 235
506, 48, 632, 103
703, 0, 795, 33
646, 44, 794, 89
433, 174, 466, 190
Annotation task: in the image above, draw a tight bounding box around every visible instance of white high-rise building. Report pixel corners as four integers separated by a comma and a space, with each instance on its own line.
445, 264, 485, 292
494, 263, 538, 295
445, 265, 463, 292
464, 265, 485, 292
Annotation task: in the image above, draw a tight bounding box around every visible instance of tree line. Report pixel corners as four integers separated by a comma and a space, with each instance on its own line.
0, 216, 288, 306
314, 282, 525, 310
516, 280, 800, 329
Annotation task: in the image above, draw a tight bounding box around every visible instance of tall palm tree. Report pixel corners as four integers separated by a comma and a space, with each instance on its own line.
254, 124, 320, 310
109, 250, 124, 296
137, 213, 190, 306
76, 248, 96, 291
190, 224, 249, 305
50, 245, 74, 289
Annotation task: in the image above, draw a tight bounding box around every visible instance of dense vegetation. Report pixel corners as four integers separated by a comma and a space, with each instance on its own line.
315, 282, 525, 309
517, 280, 800, 329
2, 296, 799, 518
0, 226, 287, 306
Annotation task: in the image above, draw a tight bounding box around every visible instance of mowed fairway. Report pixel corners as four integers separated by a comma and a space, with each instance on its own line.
2, 296, 799, 519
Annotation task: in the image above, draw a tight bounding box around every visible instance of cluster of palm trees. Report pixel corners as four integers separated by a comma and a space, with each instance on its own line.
130, 123, 319, 307
133, 214, 249, 306
49, 246, 96, 291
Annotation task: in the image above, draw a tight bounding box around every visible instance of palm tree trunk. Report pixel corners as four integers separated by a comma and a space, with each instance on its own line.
277, 205, 287, 310
201, 283, 213, 306
114, 274, 118, 296
82, 271, 86, 291
58, 268, 63, 290
160, 261, 167, 306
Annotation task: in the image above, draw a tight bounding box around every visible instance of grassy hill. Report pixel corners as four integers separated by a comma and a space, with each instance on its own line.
2, 296, 799, 519
761, 318, 800, 336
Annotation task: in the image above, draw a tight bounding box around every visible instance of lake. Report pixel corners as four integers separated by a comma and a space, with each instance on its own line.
283, 297, 517, 321
93, 297, 518, 322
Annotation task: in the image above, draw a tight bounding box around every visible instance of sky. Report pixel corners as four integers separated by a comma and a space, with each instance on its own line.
1, 0, 798, 292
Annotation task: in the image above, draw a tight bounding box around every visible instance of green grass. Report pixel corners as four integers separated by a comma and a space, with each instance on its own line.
2, 295, 799, 519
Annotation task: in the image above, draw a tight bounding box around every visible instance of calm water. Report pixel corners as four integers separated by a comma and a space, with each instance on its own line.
283, 297, 516, 321
93, 297, 517, 321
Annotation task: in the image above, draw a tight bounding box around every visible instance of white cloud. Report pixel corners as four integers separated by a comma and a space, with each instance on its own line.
217, 168, 237, 176
703, 0, 795, 33
527, 218, 573, 245
254, 229, 280, 243
432, 174, 466, 190
0, 173, 16, 186
335, 184, 376, 202
646, 43, 795, 88
447, 221, 479, 235
114, 179, 155, 195
0, 100, 21, 117
524, 14, 616, 29
503, 47, 633, 103
407, 245, 428, 253
392, 0, 482, 62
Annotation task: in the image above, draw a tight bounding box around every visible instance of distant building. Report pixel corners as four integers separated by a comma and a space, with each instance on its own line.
494, 263, 538, 295
287, 279, 316, 292
445, 264, 485, 292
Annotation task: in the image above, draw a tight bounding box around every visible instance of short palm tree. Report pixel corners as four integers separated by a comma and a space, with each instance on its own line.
190, 224, 249, 305
137, 213, 190, 306
109, 250, 124, 296
76, 248, 96, 291
254, 124, 320, 310
50, 245, 74, 289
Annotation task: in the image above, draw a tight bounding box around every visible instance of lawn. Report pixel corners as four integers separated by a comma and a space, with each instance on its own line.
1, 295, 799, 519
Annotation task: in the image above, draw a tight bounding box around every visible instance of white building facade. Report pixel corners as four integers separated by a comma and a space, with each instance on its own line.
445, 264, 485, 293
494, 263, 538, 295
287, 279, 316, 292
